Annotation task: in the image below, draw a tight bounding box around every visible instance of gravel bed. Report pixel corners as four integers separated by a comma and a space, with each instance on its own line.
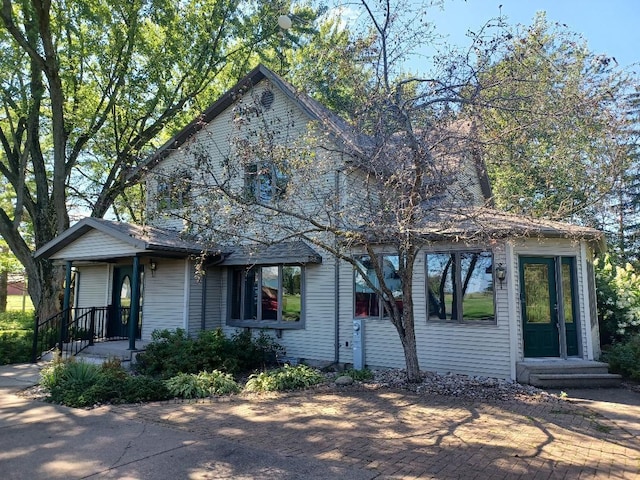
341, 369, 563, 403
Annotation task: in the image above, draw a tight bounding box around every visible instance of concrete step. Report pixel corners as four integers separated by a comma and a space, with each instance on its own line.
529, 373, 623, 389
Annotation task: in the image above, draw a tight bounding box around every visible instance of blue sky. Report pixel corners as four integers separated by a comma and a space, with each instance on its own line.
428, 0, 639, 69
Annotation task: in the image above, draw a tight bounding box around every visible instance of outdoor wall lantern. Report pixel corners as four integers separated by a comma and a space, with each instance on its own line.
149, 259, 157, 277
495, 263, 507, 288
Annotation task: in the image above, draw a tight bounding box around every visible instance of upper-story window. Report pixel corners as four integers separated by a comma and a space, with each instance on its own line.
244, 162, 288, 203
157, 171, 191, 210
426, 251, 495, 323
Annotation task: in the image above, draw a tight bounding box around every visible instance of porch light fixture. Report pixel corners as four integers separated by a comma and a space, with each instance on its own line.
149, 259, 157, 277
495, 263, 506, 288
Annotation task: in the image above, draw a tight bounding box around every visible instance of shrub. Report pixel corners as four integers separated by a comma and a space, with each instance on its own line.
136, 328, 283, 378
40, 358, 171, 407
595, 255, 640, 344
134, 329, 195, 378
164, 370, 240, 399
344, 368, 374, 381
605, 334, 640, 380
244, 364, 324, 392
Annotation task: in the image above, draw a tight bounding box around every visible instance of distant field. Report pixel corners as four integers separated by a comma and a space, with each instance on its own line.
5, 295, 34, 312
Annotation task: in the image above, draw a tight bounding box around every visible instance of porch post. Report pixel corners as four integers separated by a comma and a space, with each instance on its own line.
61, 261, 73, 349
128, 256, 140, 350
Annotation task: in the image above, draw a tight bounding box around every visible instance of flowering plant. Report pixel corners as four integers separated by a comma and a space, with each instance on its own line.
595, 254, 640, 342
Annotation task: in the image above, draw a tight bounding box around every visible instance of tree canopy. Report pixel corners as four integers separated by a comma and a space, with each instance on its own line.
0, 0, 330, 318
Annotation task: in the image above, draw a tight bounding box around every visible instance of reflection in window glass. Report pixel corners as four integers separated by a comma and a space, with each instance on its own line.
460, 252, 494, 320
523, 263, 551, 324
261, 266, 279, 320
354, 256, 379, 317
229, 265, 302, 325
245, 162, 288, 203
427, 251, 495, 322
283, 266, 302, 321
562, 263, 574, 324
353, 255, 404, 318
426, 253, 455, 320
244, 268, 259, 320
382, 255, 403, 316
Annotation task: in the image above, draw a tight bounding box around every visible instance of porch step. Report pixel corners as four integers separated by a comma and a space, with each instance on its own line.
41, 341, 147, 369
529, 373, 623, 389
517, 360, 622, 388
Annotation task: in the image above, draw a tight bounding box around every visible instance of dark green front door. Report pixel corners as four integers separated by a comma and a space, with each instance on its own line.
520, 257, 579, 357
108, 266, 134, 338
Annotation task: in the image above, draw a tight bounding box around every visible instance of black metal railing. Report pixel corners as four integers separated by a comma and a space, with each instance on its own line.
31, 306, 129, 362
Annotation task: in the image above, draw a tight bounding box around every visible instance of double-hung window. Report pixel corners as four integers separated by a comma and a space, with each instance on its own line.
157, 172, 191, 210
426, 251, 495, 323
354, 255, 403, 318
245, 162, 288, 203
229, 265, 303, 327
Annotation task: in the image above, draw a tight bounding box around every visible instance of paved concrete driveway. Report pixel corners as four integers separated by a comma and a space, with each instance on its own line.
1, 363, 639, 479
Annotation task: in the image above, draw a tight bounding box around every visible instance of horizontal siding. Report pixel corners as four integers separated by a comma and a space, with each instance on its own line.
51, 229, 141, 260
75, 265, 109, 308
141, 258, 187, 340
275, 258, 336, 362
187, 263, 204, 337
339, 245, 513, 379
203, 268, 223, 331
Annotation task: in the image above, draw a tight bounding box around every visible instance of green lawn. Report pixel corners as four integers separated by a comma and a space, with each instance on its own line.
6, 294, 34, 312
0, 308, 34, 365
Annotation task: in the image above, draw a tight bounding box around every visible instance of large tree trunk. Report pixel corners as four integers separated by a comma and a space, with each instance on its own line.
394, 263, 421, 383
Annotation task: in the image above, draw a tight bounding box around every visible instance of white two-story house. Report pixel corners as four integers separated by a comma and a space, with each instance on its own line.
35, 65, 610, 385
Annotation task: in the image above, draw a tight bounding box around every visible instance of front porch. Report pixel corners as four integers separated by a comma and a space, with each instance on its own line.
32, 306, 143, 363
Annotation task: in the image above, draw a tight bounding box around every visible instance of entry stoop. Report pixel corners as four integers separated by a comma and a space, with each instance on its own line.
517, 359, 622, 388
75, 341, 147, 369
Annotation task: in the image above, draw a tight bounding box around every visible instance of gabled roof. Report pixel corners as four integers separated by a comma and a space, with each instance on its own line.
34, 217, 216, 260
134, 64, 368, 177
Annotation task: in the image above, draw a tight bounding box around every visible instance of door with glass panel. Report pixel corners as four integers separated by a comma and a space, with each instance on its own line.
109, 265, 142, 339
519, 257, 579, 357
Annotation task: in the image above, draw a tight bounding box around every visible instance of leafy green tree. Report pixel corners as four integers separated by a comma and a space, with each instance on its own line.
475, 13, 635, 223
0, 0, 324, 319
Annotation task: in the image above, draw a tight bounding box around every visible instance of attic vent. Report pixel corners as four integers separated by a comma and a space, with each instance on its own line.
260, 90, 275, 109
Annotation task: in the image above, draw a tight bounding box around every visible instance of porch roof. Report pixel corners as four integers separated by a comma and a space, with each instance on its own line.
34, 217, 219, 260
414, 207, 605, 249
218, 241, 323, 266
